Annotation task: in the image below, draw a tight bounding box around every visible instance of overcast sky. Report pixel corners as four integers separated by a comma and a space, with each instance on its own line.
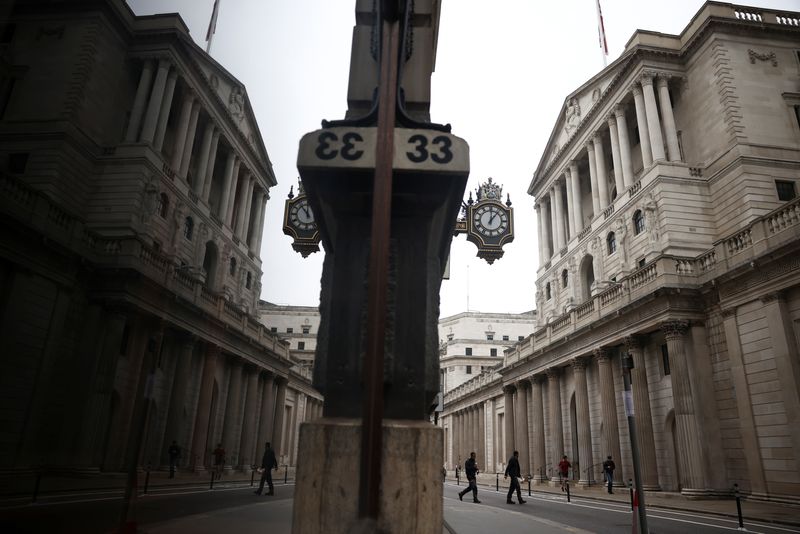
128, 0, 798, 318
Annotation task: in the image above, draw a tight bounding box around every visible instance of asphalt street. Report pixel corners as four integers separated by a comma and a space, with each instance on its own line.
1, 480, 798, 533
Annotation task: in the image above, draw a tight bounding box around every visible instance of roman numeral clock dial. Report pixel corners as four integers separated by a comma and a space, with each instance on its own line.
282, 181, 320, 258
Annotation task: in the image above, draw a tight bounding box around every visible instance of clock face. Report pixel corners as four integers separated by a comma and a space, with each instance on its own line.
289, 199, 315, 231
473, 204, 509, 237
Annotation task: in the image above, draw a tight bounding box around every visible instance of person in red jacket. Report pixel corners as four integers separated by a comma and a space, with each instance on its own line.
558, 455, 571, 492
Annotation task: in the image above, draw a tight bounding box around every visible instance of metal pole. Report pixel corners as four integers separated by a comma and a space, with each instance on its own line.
143, 464, 151, 495
250, 466, 255, 487
495, 473, 499, 492
629, 479, 634, 512
623, 355, 649, 534
734, 484, 746, 531
359, 4, 400, 521
284, 465, 288, 485
528, 477, 531, 496
32, 467, 42, 504
210, 469, 215, 490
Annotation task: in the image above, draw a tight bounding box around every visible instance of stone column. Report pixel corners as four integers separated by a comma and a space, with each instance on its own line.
516, 381, 531, 476
161, 336, 195, 465
472, 406, 479, 456
760, 293, 800, 475
564, 174, 574, 242
271, 377, 288, 460
546, 367, 564, 481
178, 103, 200, 179
656, 76, 681, 162
241, 181, 257, 241
125, 59, 154, 142
593, 134, 610, 209
170, 92, 195, 170
235, 174, 253, 238
248, 189, 264, 251
257, 372, 276, 448
614, 105, 634, 188
662, 320, 704, 493
641, 74, 666, 161
478, 402, 486, 471
540, 198, 552, 260
530, 375, 547, 481
193, 123, 215, 196
190, 344, 219, 470
571, 357, 594, 485
503, 385, 515, 460
607, 116, 625, 197
239, 365, 260, 468
632, 85, 652, 168
202, 131, 221, 202
222, 359, 245, 467
568, 162, 583, 234
219, 154, 239, 223
153, 70, 177, 152
553, 184, 565, 251
226, 167, 243, 227
624, 336, 660, 490
535, 203, 544, 262
140, 58, 171, 144
586, 142, 600, 216
594, 349, 622, 485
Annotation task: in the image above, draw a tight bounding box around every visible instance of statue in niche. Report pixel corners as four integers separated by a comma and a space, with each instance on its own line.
140, 173, 159, 224
644, 192, 661, 247
194, 223, 209, 266
171, 201, 186, 251
229, 86, 245, 123
589, 236, 605, 285
592, 87, 601, 104
615, 217, 629, 270
564, 98, 581, 136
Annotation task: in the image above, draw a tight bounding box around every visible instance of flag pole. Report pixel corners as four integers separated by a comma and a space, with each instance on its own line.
595, 0, 608, 68
205, 0, 221, 54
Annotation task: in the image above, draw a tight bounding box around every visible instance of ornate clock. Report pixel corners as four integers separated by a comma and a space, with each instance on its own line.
462, 178, 514, 264
282, 180, 320, 257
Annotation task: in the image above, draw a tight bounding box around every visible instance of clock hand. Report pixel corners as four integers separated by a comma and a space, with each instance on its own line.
302, 206, 311, 218
488, 211, 496, 225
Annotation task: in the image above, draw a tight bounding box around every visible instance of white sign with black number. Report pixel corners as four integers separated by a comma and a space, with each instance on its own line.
298, 127, 469, 173
623, 390, 635, 416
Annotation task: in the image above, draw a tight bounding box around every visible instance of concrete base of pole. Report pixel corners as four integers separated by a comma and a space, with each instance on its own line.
292, 418, 443, 534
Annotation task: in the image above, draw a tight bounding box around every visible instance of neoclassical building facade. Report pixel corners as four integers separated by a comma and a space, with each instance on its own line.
0, 0, 316, 473
442, 2, 800, 503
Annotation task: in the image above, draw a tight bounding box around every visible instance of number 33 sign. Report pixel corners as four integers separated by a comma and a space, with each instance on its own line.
298, 127, 469, 173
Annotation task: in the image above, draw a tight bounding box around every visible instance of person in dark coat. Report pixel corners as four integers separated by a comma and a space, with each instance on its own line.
254, 442, 278, 496
504, 450, 525, 504
457, 451, 481, 503
167, 440, 181, 479
602, 455, 616, 494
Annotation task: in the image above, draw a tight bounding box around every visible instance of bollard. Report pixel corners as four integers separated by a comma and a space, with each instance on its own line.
528, 477, 531, 496
628, 479, 634, 512
284, 465, 288, 484
250, 466, 256, 487
143, 464, 151, 495
210, 469, 215, 490
456, 471, 460, 486
565, 479, 571, 503
31, 467, 43, 504
734, 484, 746, 531
496, 473, 499, 492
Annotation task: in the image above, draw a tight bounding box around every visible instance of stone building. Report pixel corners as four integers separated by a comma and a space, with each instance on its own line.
0, 0, 314, 474
443, 1, 800, 503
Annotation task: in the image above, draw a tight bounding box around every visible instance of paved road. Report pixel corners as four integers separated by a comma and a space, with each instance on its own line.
1, 480, 798, 533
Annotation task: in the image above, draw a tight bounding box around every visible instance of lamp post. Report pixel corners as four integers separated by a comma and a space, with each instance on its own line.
622, 354, 649, 534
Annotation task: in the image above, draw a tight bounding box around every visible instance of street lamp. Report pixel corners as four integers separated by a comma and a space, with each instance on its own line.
622, 354, 649, 534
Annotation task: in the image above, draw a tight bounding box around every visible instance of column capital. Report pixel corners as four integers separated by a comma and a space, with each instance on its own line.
585, 140, 596, 153
531, 374, 546, 385
545, 366, 561, 379
656, 74, 670, 89
623, 335, 645, 351
568, 160, 579, 173
592, 131, 604, 144
517, 378, 531, 390
613, 104, 627, 118
570, 356, 587, 371
534, 202, 541, 211
631, 83, 644, 97
760, 291, 785, 304
261, 369, 275, 380
205, 343, 222, 358
593, 347, 610, 362
503, 384, 517, 394
606, 114, 617, 128
661, 319, 690, 339
720, 307, 737, 319
639, 72, 655, 86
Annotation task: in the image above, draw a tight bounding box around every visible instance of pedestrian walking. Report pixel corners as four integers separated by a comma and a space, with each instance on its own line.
602, 455, 616, 494
457, 452, 481, 503
504, 450, 525, 504
558, 455, 571, 492
167, 440, 181, 479
254, 441, 278, 496
213, 443, 225, 480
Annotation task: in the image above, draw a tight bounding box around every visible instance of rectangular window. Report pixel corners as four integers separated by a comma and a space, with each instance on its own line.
465, 347, 472, 356
270, 327, 277, 333
287, 327, 293, 334
661, 344, 671, 376
302, 326, 310, 334
486, 334, 493, 340
776, 180, 796, 202
518, 336, 524, 341
466, 365, 472, 374
8, 152, 29, 174
795, 105, 800, 130
298, 341, 305, 350
490, 348, 498, 357
447, 333, 454, 341
502, 335, 509, 341
638, 257, 646, 268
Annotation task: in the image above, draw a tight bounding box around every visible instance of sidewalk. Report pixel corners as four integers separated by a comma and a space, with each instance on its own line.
447, 476, 800, 527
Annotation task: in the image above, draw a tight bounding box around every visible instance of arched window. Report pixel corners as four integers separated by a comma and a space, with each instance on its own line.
158, 193, 169, 218
562, 269, 569, 288
633, 209, 645, 235
184, 216, 194, 240
545, 282, 551, 300
607, 232, 617, 254
229, 256, 237, 276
